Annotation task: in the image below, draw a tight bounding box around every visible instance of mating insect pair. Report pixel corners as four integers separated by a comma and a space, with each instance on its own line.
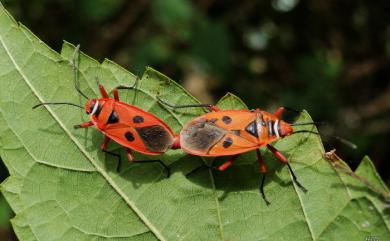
34, 77, 320, 204
33, 45, 323, 205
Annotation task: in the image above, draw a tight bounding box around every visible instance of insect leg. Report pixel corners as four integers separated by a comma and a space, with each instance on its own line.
286, 163, 307, 192
187, 155, 239, 177
156, 96, 221, 112
115, 78, 140, 101
274, 106, 302, 118
134, 160, 170, 178
113, 88, 120, 101
259, 174, 270, 205
100, 136, 122, 172
266, 144, 287, 163
256, 149, 270, 205
74, 121, 93, 129
256, 149, 268, 173
98, 83, 109, 98
273, 107, 285, 119
217, 155, 239, 171
127, 148, 170, 177
266, 144, 307, 192
102, 150, 122, 172
124, 148, 134, 161
101, 135, 111, 150
116, 76, 140, 90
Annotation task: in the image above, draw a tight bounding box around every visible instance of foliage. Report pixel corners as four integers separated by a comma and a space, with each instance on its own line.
2, 0, 390, 186
0, 4, 389, 241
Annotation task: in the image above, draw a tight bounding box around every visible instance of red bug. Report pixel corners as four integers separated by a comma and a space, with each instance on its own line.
33, 83, 179, 175
157, 98, 321, 204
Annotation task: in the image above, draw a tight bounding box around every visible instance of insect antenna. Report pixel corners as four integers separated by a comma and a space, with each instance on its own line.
292, 130, 357, 149
72, 44, 89, 100
291, 121, 324, 126
32, 102, 83, 109
157, 96, 214, 109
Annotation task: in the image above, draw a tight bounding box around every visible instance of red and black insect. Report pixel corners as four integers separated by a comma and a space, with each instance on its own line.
157, 98, 325, 204
33, 83, 179, 175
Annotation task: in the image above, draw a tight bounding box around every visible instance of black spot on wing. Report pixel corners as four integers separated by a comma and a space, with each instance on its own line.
135, 125, 173, 152
133, 115, 144, 123
222, 116, 232, 124
107, 111, 119, 124
223, 137, 233, 148
125, 132, 135, 142
245, 121, 258, 137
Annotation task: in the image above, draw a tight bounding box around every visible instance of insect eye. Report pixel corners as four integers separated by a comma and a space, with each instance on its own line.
84, 101, 95, 114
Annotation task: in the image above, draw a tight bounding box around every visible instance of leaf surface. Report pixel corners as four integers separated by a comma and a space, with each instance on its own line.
0, 4, 389, 241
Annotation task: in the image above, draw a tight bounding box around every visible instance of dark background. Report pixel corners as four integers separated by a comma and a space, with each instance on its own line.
1, 0, 389, 240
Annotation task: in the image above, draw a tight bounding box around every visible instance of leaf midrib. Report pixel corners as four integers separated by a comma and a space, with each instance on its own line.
206, 160, 225, 241
286, 132, 319, 241
0, 29, 167, 241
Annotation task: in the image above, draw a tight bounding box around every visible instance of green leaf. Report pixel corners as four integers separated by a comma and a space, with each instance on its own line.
338, 156, 390, 229
0, 4, 389, 241
216, 92, 248, 110
319, 197, 389, 240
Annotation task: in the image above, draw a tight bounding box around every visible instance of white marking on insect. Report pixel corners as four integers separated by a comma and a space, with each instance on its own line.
91, 101, 99, 115
274, 120, 280, 138
256, 116, 263, 138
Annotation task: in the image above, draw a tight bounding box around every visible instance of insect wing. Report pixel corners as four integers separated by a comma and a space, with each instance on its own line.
208, 132, 258, 155
180, 110, 260, 156
205, 110, 257, 131
103, 102, 174, 154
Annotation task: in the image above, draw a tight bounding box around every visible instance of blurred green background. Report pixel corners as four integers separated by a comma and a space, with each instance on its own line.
1, 0, 389, 240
